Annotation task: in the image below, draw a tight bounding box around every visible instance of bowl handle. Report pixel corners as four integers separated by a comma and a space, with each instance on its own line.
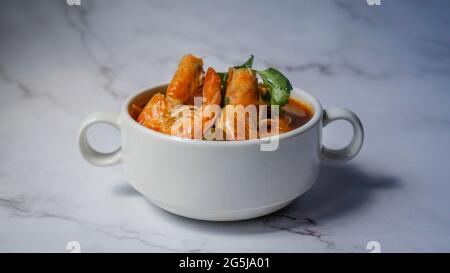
78, 112, 122, 166
321, 108, 364, 162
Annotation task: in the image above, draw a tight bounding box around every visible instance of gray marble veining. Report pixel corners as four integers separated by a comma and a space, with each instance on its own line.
0, 0, 449, 252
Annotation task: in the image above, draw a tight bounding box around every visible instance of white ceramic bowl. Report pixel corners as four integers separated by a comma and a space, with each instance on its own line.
79, 84, 364, 221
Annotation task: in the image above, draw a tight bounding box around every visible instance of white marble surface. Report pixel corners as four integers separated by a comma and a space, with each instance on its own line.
1, 0, 450, 252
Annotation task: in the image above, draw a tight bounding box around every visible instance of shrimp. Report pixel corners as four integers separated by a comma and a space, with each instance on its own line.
138, 64, 222, 140
138, 54, 203, 134
200, 67, 222, 138
224, 68, 259, 107
202, 67, 222, 105
215, 68, 259, 140
166, 54, 204, 105
215, 105, 258, 140
137, 93, 173, 134
171, 67, 222, 139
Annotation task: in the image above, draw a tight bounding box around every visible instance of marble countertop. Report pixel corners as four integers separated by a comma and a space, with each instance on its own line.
1, 0, 449, 252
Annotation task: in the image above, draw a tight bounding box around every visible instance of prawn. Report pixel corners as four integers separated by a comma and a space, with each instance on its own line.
166, 54, 204, 105
171, 67, 222, 139
138, 54, 203, 134
224, 68, 259, 107
137, 93, 173, 134
138, 56, 222, 139
215, 67, 259, 140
